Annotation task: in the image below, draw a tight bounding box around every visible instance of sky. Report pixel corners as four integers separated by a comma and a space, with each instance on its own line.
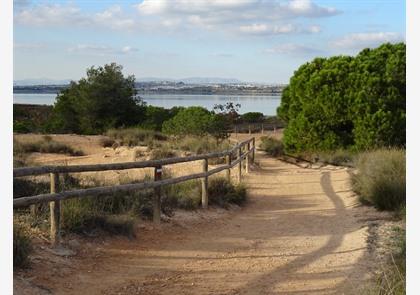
13, 0, 406, 84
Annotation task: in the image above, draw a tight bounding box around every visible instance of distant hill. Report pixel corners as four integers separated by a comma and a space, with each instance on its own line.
137, 77, 244, 84
14, 78, 72, 86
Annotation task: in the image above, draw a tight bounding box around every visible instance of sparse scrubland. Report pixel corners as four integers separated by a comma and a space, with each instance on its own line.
14, 136, 84, 156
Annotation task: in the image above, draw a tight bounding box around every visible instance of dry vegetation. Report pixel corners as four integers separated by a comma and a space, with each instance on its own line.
13, 130, 246, 269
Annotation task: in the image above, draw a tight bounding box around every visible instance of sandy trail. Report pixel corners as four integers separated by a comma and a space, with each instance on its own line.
29, 146, 377, 295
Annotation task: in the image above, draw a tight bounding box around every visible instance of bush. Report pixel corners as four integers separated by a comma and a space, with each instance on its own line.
316, 149, 356, 166
149, 148, 176, 160
14, 138, 84, 156
100, 137, 116, 148
208, 177, 247, 207
162, 106, 215, 136
13, 222, 32, 268
278, 43, 405, 153
241, 112, 264, 123
47, 63, 146, 134
163, 180, 202, 211
106, 128, 167, 146
170, 135, 231, 155
351, 149, 405, 211
13, 179, 50, 199
260, 136, 284, 157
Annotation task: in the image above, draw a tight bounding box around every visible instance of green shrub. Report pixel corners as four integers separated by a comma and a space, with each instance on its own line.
13, 222, 32, 268
13, 120, 32, 133
241, 112, 264, 123
260, 136, 284, 157
162, 106, 215, 136
351, 149, 405, 211
278, 43, 405, 153
106, 128, 167, 146
13, 179, 50, 199
208, 177, 247, 207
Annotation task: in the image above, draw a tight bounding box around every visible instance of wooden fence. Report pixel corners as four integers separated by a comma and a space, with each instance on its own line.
13, 137, 256, 245
231, 123, 283, 135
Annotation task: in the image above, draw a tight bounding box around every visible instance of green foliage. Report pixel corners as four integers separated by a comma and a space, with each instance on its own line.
162, 106, 215, 136
316, 149, 356, 167
48, 63, 146, 134
106, 127, 167, 146
163, 180, 202, 211
208, 177, 247, 207
13, 222, 32, 268
279, 43, 405, 152
241, 112, 264, 123
140, 106, 183, 131
351, 149, 405, 211
13, 104, 53, 134
260, 136, 284, 157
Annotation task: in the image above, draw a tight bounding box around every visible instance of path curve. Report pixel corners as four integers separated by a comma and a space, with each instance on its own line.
29, 150, 374, 294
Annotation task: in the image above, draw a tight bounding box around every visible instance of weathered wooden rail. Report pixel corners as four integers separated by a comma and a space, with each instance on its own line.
14, 137, 256, 245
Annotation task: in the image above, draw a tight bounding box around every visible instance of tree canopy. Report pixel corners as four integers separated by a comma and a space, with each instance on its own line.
47, 63, 145, 134
278, 42, 405, 152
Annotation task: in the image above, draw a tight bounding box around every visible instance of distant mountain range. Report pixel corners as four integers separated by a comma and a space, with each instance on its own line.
14, 77, 259, 86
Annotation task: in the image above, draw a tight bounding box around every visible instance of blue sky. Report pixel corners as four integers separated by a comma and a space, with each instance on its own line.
13, 0, 406, 84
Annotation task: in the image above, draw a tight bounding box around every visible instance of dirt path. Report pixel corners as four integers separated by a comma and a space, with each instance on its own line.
18, 148, 379, 294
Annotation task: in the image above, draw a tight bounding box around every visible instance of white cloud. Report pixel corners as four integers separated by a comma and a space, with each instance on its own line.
67, 44, 139, 56
331, 32, 404, 49
14, 1, 339, 37
136, 0, 339, 36
15, 3, 135, 30
264, 43, 324, 56
14, 42, 46, 50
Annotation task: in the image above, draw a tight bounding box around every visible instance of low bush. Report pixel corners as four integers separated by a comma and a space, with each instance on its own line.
351, 149, 405, 211
14, 138, 84, 156
260, 136, 284, 157
316, 149, 356, 167
149, 148, 177, 160
170, 135, 231, 155
106, 128, 167, 147
13, 222, 32, 268
163, 180, 202, 211
99, 137, 116, 148
208, 177, 247, 207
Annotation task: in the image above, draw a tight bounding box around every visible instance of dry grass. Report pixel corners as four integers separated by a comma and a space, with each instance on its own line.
106, 128, 167, 147
13, 221, 32, 268
14, 136, 84, 156
260, 136, 284, 157
351, 149, 405, 211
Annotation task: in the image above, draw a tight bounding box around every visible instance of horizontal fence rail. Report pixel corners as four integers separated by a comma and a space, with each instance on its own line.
13, 137, 256, 245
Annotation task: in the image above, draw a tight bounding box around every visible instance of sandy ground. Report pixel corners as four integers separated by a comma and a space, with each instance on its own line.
14, 133, 397, 294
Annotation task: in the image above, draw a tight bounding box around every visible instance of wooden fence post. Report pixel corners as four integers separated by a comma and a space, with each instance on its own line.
248, 124, 251, 135
226, 153, 231, 181
246, 142, 250, 173
153, 165, 162, 224
49, 172, 60, 245
234, 125, 238, 137
261, 124, 264, 134
252, 137, 255, 164
238, 147, 242, 183
201, 159, 208, 209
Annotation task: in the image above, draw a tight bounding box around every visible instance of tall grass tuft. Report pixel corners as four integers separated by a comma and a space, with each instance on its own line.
14, 138, 84, 156
170, 135, 231, 155
106, 128, 167, 146
13, 222, 32, 268
208, 177, 247, 207
260, 136, 284, 157
351, 149, 405, 211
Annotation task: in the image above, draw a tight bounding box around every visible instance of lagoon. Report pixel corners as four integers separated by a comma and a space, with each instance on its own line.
13, 93, 281, 115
